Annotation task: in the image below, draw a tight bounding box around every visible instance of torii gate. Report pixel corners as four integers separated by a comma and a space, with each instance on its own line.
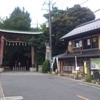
0, 29, 42, 69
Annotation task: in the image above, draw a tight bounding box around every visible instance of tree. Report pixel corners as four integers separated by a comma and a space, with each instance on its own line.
0, 17, 5, 28
43, 7, 67, 20
29, 24, 49, 65
44, 4, 95, 56
3, 7, 31, 31
2, 7, 32, 68
67, 5, 95, 25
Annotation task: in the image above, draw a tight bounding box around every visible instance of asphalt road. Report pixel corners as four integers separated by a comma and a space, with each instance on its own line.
0, 72, 100, 100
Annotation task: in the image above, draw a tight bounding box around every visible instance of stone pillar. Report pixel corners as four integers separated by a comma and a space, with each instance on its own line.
0, 36, 4, 68
31, 46, 35, 67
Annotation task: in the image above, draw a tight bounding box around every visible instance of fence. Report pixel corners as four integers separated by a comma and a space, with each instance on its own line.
12, 66, 27, 72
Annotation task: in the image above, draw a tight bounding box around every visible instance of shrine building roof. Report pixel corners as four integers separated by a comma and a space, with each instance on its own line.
0, 29, 42, 35
60, 18, 100, 40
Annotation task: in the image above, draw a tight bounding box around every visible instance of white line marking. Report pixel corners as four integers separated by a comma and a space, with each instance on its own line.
91, 86, 100, 90
1, 96, 23, 100
79, 83, 88, 86
0, 82, 5, 98
79, 82, 100, 90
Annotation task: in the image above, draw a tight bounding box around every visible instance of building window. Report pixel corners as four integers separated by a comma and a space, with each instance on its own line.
92, 36, 98, 48
83, 38, 91, 49
75, 40, 79, 47
79, 40, 82, 47
72, 40, 82, 48
72, 41, 75, 47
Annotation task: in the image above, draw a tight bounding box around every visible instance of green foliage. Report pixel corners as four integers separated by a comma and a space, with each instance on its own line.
1, 7, 45, 68
3, 7, 31, 31
98, 81, 100, 85
85, 76, 94, 82
67, 5, 95, 23
60, 74, 65, 76
28, 37, 36, 47
43, 7, 67, 20
0, 21, 4, 28
42, 60, 50, 73
28, 33, 47, 65
30, 27, 41, 32
43, 4, 95, 56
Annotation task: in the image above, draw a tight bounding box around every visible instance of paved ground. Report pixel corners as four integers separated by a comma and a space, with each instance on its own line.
0, 72, 50, 100
0, 72, 100, 100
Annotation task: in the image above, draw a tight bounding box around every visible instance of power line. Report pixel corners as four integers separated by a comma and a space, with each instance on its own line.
52, 0, 60, 3
56, 0, 68, 7
94, 9, 100, 13
80, 0, 89, 6
58, 0, 72, 9
55, 0, 60, 2
55, 0, 89, 10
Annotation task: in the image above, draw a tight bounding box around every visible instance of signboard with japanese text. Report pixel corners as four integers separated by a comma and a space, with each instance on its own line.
46, 46, 50, 52
91, 58, 100, 70
72, 47, 82, 54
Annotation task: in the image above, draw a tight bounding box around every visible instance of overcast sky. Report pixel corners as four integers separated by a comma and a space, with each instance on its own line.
0, 0, 100, 27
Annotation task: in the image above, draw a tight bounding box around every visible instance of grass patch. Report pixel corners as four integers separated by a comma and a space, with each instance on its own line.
98, 81, 100, 85
60, 74, 66, 76
85, 76, 94, 82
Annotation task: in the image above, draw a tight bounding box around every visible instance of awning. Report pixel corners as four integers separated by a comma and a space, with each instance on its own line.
58, 49, 100, 59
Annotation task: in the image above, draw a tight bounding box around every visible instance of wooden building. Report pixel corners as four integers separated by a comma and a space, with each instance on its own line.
56, 18, 100, 75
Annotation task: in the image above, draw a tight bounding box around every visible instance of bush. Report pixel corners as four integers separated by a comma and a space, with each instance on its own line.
98, 81, 100, 85
85, 76, 94, 82
42, 60, 50, 73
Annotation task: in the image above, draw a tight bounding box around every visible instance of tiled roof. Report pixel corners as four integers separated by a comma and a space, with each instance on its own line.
58, 49, 100, 59
0, 29, 42, 35
60, 18, 100, 39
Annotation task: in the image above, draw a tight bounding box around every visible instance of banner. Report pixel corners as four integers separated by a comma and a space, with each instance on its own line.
56, 57, 58, 66
46, 46, 50, 52
84, 61, 87, 74
51, 57, 55, 68
51, 57, 58, 69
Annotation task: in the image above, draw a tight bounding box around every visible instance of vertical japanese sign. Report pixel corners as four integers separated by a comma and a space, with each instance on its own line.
84, 61, 87, 74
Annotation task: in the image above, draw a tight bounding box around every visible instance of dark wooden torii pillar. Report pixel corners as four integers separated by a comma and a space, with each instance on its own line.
0, 36, 4, 68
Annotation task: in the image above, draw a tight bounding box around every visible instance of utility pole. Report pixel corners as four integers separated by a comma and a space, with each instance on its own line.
42, 0, 55, 72
48, 0, 52, 72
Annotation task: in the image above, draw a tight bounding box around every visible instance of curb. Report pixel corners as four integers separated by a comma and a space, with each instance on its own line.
0, 82, 4, 99
54, 75, 100, 87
